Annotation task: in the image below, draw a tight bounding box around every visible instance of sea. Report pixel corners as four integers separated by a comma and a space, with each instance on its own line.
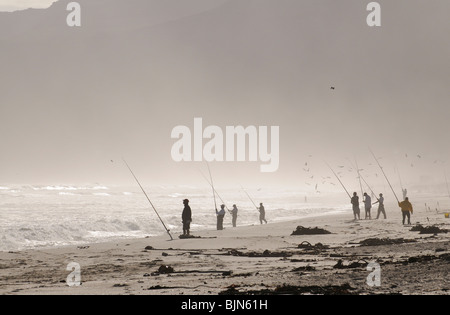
0, 185, 349, 252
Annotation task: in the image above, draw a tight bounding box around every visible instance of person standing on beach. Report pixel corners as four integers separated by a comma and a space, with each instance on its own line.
373, 193, 387, 219
363, 192, 372, 220
259, 203, 267, 224
216, 204, 226, 230
398, 197, 413, 225
351, 192, 361, 220
231, 204, 238, 227
182, 199, 192, 236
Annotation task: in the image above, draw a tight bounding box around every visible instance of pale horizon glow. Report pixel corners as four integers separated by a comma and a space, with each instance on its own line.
0, 0, 57, 12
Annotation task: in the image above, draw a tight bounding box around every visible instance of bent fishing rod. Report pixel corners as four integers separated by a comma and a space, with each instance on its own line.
123, 159, 173, 240
444, 167, 450, 200
357, 170, 380, 202
199, 170, 231, 214
325, 161, 352, 199
206, 162, 218, 213
240, 185, 259, 211
347, 157, 364, 199
354, 158, 365, 198
369, 148, 400, 203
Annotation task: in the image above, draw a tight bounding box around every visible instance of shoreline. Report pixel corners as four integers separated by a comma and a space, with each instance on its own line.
1, 207, 349, 254
0, 210, 448, 295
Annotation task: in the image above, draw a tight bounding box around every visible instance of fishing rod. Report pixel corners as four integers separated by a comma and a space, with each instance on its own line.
347, 157, 365, 198
123, 159, 173, 241
369, 148, 400, 203
352, 157, 377, 202
325, 162, 351, 199
240, 185, 259, 210
199, 170, 231, 213
358, 170, 379, 202
394, 161, 404, 192
444, 168, 450, 199
206, 162, 218, 212
354, 158, 364, 198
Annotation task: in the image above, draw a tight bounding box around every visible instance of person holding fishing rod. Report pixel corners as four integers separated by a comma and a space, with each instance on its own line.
241, 186, 267, 225
363, 192, 372, 220
231, 204, 238, 228
182, 199, 192, 236
373, 193, 387, 219
370, 148, 414, 225
398, 197, 413, 225
205, 163, 228, 231
259, 203, 267, 224
326, 162, 361, 221
351, 192, 361, 220
199, 170, 236, 228
216, 204, 226, 230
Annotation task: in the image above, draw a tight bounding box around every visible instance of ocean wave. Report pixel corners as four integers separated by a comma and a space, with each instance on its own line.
58, 192, 78, 196
0, 186, 350, 252
0, 217, 164, 252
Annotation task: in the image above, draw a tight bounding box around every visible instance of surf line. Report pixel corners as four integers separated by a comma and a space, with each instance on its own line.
171, 117, 279, 173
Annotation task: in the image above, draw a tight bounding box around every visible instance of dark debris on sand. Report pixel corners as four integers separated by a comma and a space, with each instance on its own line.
292, 265, 316, 272
291, 226, 332, 236
298, 241, 330, 250
219, 283, 356, 295
157, 265, 175, 274
178, 235, 202, 239
359, 238, 417, 247
410, 225, 448, 234
226, 249, 293, 258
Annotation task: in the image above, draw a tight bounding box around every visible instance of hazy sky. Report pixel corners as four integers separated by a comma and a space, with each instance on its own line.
1, 0, 449, 193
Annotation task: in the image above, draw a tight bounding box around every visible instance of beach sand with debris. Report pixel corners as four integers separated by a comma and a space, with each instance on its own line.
0, 208, 449, 295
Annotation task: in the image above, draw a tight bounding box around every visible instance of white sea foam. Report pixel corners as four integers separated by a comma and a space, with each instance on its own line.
92, 192, 111, 196
0, 185, 349, 252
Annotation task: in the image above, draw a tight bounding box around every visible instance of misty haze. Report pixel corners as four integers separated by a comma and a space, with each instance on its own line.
0, 0, 449, 297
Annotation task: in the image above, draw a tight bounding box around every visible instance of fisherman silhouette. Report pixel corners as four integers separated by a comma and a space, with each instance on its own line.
182, 199, 192, 236
399, 197, 413, 225
351, 192, 361, 220
231, 204, 238, 227
363, 192, 372, 220
216, 204, 226, 230
259, 203, 267, 224
374, 193, 387, 219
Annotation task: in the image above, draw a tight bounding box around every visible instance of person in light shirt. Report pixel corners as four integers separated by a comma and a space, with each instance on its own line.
363, 192, 372, 220
373, 193, 387, 219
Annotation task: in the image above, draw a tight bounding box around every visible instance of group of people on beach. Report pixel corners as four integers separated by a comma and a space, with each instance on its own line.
350, 191, 414, 225
180, 190, 415, 236
181, 199, 267, 236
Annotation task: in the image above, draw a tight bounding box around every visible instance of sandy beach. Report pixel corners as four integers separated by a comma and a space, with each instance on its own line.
1, 208, 448, 296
